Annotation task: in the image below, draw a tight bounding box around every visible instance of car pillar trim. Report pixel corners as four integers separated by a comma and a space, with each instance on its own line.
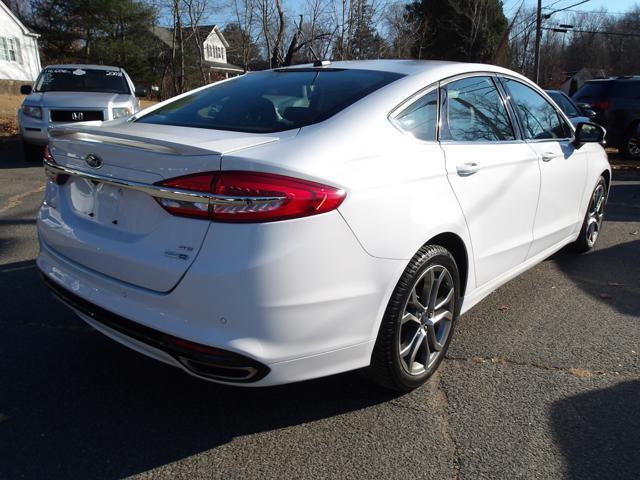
42, 159, 286, 207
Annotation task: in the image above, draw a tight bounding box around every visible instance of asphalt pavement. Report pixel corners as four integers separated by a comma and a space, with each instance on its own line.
1, 146, 638, 480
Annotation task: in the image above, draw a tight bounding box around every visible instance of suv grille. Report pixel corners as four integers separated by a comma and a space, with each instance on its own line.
51, 110, 104, 122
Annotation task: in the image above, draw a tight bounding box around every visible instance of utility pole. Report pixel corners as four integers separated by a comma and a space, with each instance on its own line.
533, 0, 542, 85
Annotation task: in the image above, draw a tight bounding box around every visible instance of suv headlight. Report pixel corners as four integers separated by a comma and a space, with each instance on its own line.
22, 105, 42, 119
112, 107, 132, 119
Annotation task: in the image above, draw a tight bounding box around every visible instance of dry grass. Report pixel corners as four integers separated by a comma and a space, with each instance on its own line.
0, 94, 22, 127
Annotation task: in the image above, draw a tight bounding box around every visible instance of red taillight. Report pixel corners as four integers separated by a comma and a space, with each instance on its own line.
43, 145, 54, 162
592, 100, 610, 111
43, 144, 69, 185
156, 171, 346, 223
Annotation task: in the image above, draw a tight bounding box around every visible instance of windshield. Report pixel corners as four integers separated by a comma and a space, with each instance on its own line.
35, 68, 130, 94
136, 69, 404, 134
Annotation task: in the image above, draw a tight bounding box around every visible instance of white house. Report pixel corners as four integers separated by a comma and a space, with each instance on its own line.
203, 25, 228, 64
0, 0, 42, 91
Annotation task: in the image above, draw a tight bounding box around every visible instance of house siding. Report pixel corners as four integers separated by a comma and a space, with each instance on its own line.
0, 2, 41, 85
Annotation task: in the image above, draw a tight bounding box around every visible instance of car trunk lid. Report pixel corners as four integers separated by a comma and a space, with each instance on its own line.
39, 122, 283, 292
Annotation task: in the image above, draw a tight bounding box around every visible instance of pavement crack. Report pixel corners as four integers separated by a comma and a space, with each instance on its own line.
445, 354, 614, 378
433, 370, 461, 480
0, 185, 45, 215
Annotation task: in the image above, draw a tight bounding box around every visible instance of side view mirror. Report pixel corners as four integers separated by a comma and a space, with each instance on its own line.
135, 87, 147, 98
577, 103, 596, 118
574, 122, 605, 149
20, 85, 32, 95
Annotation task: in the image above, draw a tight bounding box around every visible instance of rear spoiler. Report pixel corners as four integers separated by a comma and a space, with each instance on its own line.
49, 123, 220, 156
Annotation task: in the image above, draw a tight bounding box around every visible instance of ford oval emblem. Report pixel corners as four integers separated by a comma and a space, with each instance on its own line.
85, 153, 103, 169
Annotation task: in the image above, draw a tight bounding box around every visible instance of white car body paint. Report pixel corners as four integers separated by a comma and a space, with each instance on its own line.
36, 60, 611, 386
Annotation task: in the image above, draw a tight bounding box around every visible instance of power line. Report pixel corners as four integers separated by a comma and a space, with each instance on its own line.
543, 27, 640, 37
560, 9, 633, 15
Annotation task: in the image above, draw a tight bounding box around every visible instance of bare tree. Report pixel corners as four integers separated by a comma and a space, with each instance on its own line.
184, 0, 209, 83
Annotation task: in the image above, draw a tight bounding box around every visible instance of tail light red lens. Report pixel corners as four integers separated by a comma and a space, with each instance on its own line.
43, 144, 69, 185
156, 171, 346, 223
592, 100, 610, 111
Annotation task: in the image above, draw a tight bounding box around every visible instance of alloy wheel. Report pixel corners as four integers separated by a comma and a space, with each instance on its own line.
627, 135, 640, 159
398, 265, 455, 376
586, 183, 606, 247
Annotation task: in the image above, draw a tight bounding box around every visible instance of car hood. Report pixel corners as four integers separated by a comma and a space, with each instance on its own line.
23, 91, 132, 108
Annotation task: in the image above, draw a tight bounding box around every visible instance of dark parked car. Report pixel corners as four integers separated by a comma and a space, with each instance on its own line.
573, 77, 640, 159
545, 89, 596, 126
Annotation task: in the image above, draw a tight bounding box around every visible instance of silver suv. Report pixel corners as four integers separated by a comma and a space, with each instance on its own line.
18, 64, 144, 161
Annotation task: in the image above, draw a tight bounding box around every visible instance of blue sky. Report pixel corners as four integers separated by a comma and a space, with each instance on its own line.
177, 0, 639, 29
503, 0, 638, 16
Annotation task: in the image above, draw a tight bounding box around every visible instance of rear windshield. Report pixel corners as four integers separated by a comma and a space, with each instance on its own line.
35, 68, 130, 94
136, 69, 404, 133
613, 81, 640, 99
573, 81, 612, 100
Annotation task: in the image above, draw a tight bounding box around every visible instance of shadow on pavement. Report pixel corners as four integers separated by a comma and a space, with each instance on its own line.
0, 264, 398, 480
0, 136, 40, 168
553, 239, 640, 317
551, 380, 640, 480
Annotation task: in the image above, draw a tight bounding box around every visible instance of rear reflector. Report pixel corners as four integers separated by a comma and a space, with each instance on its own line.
156, 171, 346, 222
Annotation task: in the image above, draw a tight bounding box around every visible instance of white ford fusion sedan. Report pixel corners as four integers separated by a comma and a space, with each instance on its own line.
38, 60, 610, 391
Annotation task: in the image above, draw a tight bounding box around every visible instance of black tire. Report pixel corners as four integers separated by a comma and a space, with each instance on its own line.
621, 128, 640, 160
368, 245, 460, 392
22, 141, 44, 162
570, 176, 607, 253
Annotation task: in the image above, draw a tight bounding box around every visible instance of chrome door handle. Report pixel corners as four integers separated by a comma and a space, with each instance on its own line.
456, 162, 481, 176
541, 152, 559, 162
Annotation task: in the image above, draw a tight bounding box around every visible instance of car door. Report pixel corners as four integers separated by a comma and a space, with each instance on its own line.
440, 75, 541, 287
501, 77, 588, 258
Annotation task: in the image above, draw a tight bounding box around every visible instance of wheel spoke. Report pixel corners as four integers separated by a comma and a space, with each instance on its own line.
428, 269, 447, 311
408, 329, 427, 371
401, 312, 421, 326
420, 269, 435, 311
409, 289, 427, 312
434, 287, 454, 311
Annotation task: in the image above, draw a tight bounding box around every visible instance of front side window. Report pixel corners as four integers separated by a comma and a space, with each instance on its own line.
393, 89, 438, 141
503, 78, 570, 140
441, 76, 515, 142
137, 69, 404, 134
34, 68, 130, 94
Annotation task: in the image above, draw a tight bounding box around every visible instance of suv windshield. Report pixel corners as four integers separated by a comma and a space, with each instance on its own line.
35, 68, 130, 94
136, 69, 404, 133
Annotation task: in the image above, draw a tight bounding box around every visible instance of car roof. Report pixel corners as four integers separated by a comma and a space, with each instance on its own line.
279, 59, 521, 77
44, 64, 123, 71
276, 59, 531, 88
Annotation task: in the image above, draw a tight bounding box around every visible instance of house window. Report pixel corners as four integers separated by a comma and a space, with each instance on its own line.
0, 37, 19, 62
207, 44, 212, 59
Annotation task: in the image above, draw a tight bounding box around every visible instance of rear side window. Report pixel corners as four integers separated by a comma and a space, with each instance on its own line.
441, 76, 515, 142
136, 69, 404, 134
574, 81, 612, 100
503, 79, 570, 140
613, 81, 640, 99
393, 89, 438, 141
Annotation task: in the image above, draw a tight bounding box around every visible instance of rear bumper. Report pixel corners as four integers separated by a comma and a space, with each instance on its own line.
42, 273, 270, 383
37, 211, 404, 386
